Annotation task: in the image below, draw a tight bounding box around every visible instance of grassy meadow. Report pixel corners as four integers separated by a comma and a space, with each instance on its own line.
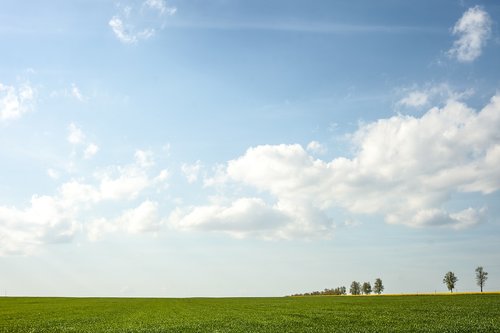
0, 294, 499, 332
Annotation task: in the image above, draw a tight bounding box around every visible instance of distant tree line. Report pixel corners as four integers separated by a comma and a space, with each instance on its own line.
290, 278, 383, 297
291, 266, 490, 297
291, 286, 347, 297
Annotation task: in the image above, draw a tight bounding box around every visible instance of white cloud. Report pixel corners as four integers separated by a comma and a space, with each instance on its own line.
109, 0, 176, 44
0, 150, 166, 255
0, 82, 35, 121
448, 6, 492, 62
58, 160, 155, 206
135, 149, 154, 168
86, 218, 116, 242
398, 91, 429, 108
306, 141, 327, 155
118, 200, 161, 234
0, 195, 79, 255
67, 123, 100, 159
397, 83, 474, 110
182, 94, 500, 238
155, 169, 169, 182
96, 160, 154, 201
71, 83, 85, 102
86, 201, 162, 241
109, 16, 139, 44
62, 151, 157, 204
67, 123, 85, 145
84, 143, 99, 159
181, 161, 202, 183
144, 0, 176, 15
47, 168, 60, 180
387, 207, 486, 230
170, 198, 297, 239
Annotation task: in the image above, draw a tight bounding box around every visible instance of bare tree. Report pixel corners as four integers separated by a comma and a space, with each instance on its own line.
443, 271, 458, 293
475, 266, 488, 292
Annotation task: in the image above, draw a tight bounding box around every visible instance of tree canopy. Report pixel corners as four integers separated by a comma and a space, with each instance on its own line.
350, 281, 361, 295
443, 271, 458, 293
374, 278, 384, 295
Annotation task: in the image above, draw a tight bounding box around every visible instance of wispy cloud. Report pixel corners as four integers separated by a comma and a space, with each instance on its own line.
448, 6, 492, 62
109, 0, 176, 44
397, 83, 474, 110
84, 143, 99, 160
0, 81, 35, 121
71, 83, 85, 102
67, 122, 100, 161
181, 161, 202, 184
398, 91, 429, 108
67, 123, 85, 145
306, 141, 327, 155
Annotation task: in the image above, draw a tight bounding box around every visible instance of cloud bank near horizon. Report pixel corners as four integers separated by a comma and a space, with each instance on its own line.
2, 93, 499, 255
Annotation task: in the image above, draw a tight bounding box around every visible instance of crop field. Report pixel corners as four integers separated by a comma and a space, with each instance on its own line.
0, 294, 499, 332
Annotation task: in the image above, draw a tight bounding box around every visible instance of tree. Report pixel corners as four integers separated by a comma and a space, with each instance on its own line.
350, 281, 361, 295
443, 271, 458, 293
362, 282, 372, 295
475, 266, 488, 292
373, 278, 384, 295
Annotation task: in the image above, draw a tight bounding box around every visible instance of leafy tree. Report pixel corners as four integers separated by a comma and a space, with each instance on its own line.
362, 282, 372, 295
350, 281, 361, 295
443, 271, 458, 293
475, 266, 488, 292
373, 278, 384, 295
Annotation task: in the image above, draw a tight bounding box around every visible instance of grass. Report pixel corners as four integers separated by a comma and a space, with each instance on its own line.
0, 294, 499, 332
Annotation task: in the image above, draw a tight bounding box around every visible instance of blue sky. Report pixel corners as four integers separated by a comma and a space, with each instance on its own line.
1, 0, 500, 297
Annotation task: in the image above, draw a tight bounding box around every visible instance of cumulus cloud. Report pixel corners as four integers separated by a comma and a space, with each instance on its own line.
169, 198, 315, 239
0, 82, 35, 121
86, 201, 162, 241
117, 200, 161, 233
0, 150, 167, 255
0, 195, 79, 255
109, 0, 176, 44
98, 167, 151, 201
178, 94, 500, 238
448, 6, 492, 62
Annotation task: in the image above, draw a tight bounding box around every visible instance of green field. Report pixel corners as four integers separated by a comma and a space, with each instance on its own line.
1, 294, 499, 332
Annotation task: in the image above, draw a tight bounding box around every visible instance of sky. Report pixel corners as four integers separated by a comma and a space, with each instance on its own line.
0, 0, 500, 297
